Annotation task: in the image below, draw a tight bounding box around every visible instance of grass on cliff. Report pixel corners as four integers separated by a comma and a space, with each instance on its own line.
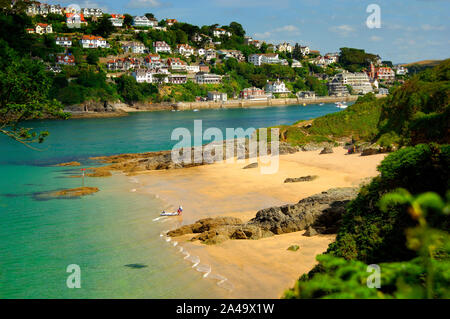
281, 59, 450, 148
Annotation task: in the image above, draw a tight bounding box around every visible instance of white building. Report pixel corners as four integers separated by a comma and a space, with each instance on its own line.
176, 44, 195, 57
82, 8, 103, 18
331, 71, 373, 95
122, 41, 146, 54
394, 66, 408, 76
277, 42, 293, 53
35, 23, 52, 34
133, 16, 153, 27
213, 28, 232, 37
300, 46, 310, 56
153, 41, 171, 54
205, 49, 217, 61
196, 72, 222, 84
186, 64, 200, 73
248, 53, 280, 66
208, 91, 227, 102
110, 14, 124, 27
55, 36, 72, 47
265, 79, 290, 94
133, 69, 170, 84
291, 59, 302, 68
196, 48, 206, 56
80, 35, 109, 49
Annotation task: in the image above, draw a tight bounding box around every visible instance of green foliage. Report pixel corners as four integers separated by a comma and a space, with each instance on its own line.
328, 144, 449, 264
285, 190, 450, 299
338, 47, 378, 72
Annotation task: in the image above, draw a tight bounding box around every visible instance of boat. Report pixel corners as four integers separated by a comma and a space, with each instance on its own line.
336, 103, 348, 109
319, 103, 324, 106
303, 103, 307, 106
193, 109, 199, 112
160, 206, 183, 216
160, 211, 181, 217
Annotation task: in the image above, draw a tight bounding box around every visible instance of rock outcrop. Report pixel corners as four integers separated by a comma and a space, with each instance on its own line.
167, 188, 358, 244
320, 146, 334, 154
284, 176, 318, 183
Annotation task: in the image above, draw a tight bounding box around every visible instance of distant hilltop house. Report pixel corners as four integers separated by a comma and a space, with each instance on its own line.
265, 79, 290, 95
207, 91, 227, 102
55, 36, 72, 47
240, 87, 270, 100
27, 3, 62, 16
244, 36, 262, 49
133, 16, 158, 27
35, 23, 52, 34
80, 35, 110, 49
167, 57, 187, 71
367, 63, 395, 81
107, 57, 141, 71
195, 72, 222, 85
153, 41, 171, 54
122, 41, 146, 54
276, 42, 293, 53
66, 13, 87, 27
56, 53, 75, 66
176, 44, 195, 57
291, 59, 302, 68
205, 49, 217, 61
110, 14, 124, 27
248, 53, 280, 66
82, 8, 103, 18
166, 19, 178, 26
213, 28, 232, 37
217, 50, 245, 62
394, 65, 408, 75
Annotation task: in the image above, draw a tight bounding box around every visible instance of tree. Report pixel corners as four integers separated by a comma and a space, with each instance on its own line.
0, 41, 68, 146
145, 13, 155, 19
86, 51, 99, 65
229, 22, 245, 37
123, 14, 133, 28
94, 16, 115, 38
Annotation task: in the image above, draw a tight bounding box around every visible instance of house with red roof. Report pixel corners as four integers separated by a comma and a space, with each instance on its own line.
35, 23, 52, 34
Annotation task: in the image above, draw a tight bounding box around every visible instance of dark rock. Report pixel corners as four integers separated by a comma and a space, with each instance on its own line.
361, 148, 380, 156
284, 175, 318, 183
287, 245, 300, 251
320, 147, 334, 154
303, 226, 318, 237
243, 162, 258, 169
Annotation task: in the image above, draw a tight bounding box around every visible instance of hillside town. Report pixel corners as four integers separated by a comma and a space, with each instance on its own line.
24, 1, 408, 105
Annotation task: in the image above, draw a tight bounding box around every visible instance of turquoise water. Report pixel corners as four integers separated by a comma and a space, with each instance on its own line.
0, 104, 342, 298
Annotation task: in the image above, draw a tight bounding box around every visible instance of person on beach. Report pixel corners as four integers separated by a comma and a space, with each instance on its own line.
177, 206, 183, 215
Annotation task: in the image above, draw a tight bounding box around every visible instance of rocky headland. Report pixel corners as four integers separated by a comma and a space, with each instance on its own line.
167, 187, 358, 245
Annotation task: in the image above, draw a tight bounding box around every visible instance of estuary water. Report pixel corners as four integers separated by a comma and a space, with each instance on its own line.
0, 104, 342, 298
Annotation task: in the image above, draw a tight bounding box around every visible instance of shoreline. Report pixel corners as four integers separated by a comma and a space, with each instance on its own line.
131, 148, 388, 298
62, 95, 381, 120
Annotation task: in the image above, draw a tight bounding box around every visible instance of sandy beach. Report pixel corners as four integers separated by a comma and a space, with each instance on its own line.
134, 148, 387, 298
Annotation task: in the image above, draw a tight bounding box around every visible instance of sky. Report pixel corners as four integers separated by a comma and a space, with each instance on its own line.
49, 0, 450, 64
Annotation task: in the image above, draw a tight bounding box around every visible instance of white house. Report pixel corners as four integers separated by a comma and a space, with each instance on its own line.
55, 36, 72, 47
208, 91, 227, 102
133, 69, 169, 84
169, 74, 187, 84
248, 53, 280, 66
82, 8, 103, 18
133, 16, 153, 27
196, 48, 206, 56
265, 79, 290, 94
196, 72, 222, 84
154, 41, 171, 54
213, 28, 232, 37
80, 35, 109, 48
205, 49, 217, 61
291, 59, 302, 68
35, 23, 52, 34
122, 41, 146, 54
300, 46, 310, 56
176, 44, 195, 57
186, 64, 200, 73
167, 57, 187, 70
110, 14, 124, 27
276, 42, 293, 53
